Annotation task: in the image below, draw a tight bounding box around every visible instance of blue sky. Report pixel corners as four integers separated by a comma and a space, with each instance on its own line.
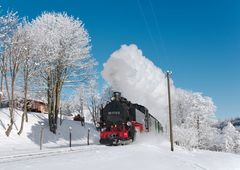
1, 0, 239, 119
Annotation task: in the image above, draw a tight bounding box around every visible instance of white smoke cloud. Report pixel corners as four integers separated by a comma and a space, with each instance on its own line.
102, 44, 176, 124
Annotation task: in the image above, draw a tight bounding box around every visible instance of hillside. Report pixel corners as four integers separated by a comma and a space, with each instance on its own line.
215, 118, 240, 131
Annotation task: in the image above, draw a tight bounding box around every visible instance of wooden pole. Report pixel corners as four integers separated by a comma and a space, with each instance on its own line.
166, 71, 174, 152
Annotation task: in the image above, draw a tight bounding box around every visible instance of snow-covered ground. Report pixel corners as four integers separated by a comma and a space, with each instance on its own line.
0, 108, 98, 156
1, 136, 240, 170
0, 108, 240, 170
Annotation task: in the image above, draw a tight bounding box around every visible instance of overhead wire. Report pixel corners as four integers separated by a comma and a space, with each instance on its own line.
136, 0, 159, 57
148, 0, 169, 66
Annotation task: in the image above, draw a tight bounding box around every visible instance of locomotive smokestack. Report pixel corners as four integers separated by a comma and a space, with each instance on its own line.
113, 92, 121, 101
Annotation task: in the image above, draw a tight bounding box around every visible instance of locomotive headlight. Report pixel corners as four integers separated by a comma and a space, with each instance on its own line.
96, 123, 100, 128
127, 121, 132, 126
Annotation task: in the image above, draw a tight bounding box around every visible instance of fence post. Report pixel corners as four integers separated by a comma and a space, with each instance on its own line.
69, 126, 72, 148
40, 123, 44, 150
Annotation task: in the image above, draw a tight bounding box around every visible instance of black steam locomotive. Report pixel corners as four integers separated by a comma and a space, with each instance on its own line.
97, 92, 162, 145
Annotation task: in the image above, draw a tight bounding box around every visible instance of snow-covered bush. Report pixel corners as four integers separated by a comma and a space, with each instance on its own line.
174, 126, 198, 150
221, 122, 240, 153
172, 88, 218, 150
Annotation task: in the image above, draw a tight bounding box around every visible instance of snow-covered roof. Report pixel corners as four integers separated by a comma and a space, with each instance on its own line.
28, 99, 46, 103
16, 97, 47, 104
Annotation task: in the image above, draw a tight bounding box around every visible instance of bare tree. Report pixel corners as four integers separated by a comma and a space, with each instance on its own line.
0, 11, 18, 109
100, 85, 113, 107
71, 85, 86, 117
14, 20, 41, 135
0, 11, 20, 136
86, 80, 99, 126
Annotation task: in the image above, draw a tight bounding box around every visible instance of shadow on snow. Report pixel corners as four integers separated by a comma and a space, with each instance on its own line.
27, 114, 100, 147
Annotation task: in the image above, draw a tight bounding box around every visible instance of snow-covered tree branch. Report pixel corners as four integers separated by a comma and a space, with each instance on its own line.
0, 11, 20, 136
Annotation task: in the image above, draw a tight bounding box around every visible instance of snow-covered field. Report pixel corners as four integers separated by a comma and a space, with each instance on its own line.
0, 108, 240, 170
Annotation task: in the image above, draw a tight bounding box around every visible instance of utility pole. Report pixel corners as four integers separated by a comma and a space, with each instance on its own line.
166, 71, 174, 152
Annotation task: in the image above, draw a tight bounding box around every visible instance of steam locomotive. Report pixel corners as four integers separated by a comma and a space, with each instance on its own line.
97, 92, 162, 145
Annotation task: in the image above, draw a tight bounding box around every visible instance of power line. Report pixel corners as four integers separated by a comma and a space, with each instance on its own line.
136, 0, 159, 56
148, 0, 168, 65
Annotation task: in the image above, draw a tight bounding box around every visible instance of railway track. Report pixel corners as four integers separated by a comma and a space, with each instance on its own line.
0, 145, 105, 164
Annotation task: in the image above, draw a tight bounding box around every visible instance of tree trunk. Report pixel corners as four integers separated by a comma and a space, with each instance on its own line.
47, 65, 64, 134
18, 112, 25, 135
48, 71, 57, 134
52, 83, 56, 134
47, 75, 53, 133
5, 74, 15, 136
18, 65, 29, 135
24, 66, 29, 123
54, 82, 59, 133
47, 75, 51, 131
80, 98, 83, 117
3, 74, 10, 136
197, 115, 200, 148
0, 74, 3, 108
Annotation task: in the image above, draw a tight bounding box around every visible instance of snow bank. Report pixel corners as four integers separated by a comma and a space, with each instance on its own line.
102, 44, 175, 124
